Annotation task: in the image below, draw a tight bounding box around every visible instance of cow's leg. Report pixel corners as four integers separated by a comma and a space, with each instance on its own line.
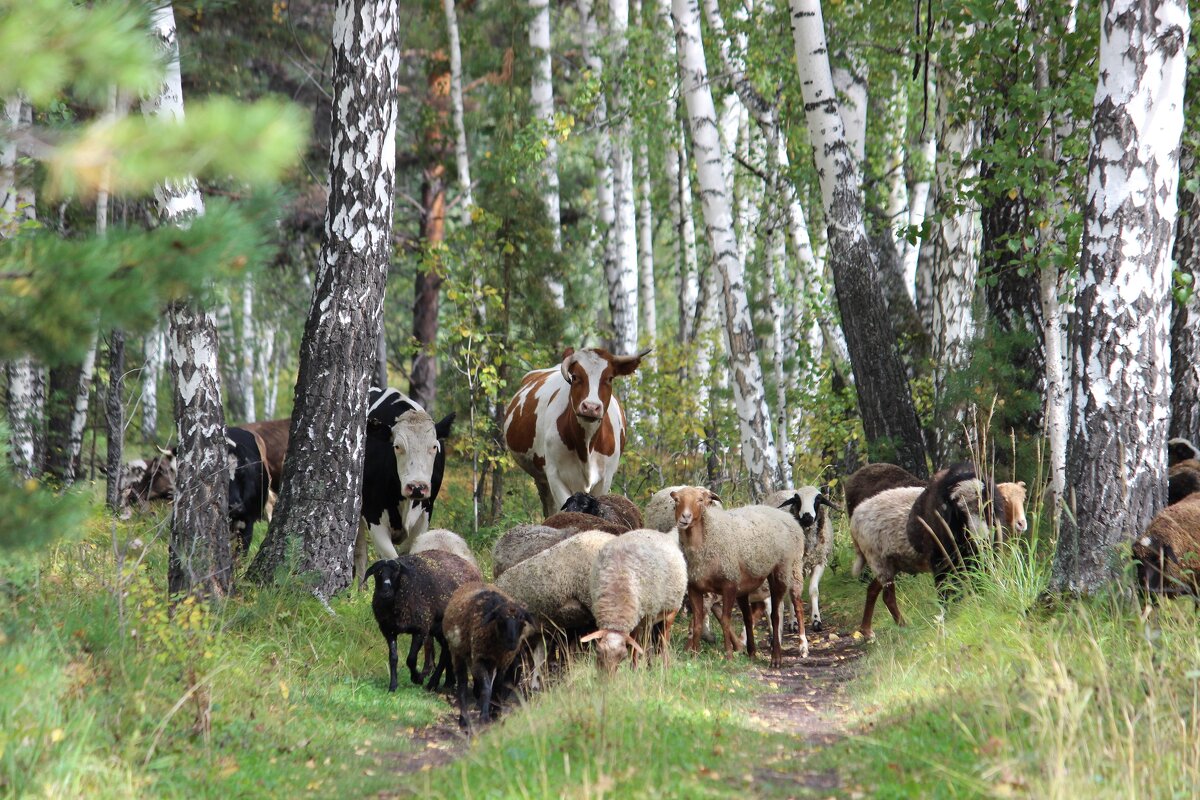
367, 520, 400, 562
546, 474, 575, 518
353, 522, 369, 586
535, 478, 556, 518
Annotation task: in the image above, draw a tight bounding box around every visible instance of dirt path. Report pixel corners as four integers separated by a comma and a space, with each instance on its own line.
748, 622, 866, 796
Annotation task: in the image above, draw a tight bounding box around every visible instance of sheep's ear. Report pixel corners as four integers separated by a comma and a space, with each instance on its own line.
624, 633, 644, 656
707, 491, 721, 504
1017, 481, 1026, 489
579, 630, 606, 644
669, 490, 678, 503
364, 561, 385, 581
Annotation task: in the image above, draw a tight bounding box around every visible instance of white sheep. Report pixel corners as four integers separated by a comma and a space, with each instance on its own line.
410, 528, 480, 572
671, 486, 808, 666
765, 486, 838, 632
491, 523, 576, 579
581, 529, 688, 672
494, 529, 615, 633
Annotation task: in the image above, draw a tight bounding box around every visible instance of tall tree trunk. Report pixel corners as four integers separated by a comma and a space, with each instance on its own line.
410, 62, 449, 413
442, 0, 473, 217
141, 318, 165, 440
579, 0, 618, 332
1053, 0, 1188, 593
249, 0, 398, 598
672, 0, 778, 499
788, 0, 928, 477
104, 331, 126, 511
144, 3, 232, 599
529, 0, 565, 307
636, 140, 656, 348
831, 52, 868, 165
236, 278, 257, 422
215, 296, 245, 420
929, 40, 982, 464
1170, 142, 1200, 440
606, 0, 640, 354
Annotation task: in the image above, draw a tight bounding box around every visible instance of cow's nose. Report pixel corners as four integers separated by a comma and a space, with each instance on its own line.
1015, 519, 1028, 532
578, 401, 603, 419
229, 500, 245, 516
405, 481, 430, 499
800, 513, 815, 528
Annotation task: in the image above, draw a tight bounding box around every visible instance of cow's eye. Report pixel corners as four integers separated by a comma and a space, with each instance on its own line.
604, 377, 613, 385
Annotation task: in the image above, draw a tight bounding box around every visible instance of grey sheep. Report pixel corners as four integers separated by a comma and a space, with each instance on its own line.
410, 528, 479, 572
494, 529, 615, 633
364, 551, 483, 692
581, 529, 687, 673
560, 492, 645, 530
671, 486, 808, 666
443, 584, 536, 730
491, 524, 576, 579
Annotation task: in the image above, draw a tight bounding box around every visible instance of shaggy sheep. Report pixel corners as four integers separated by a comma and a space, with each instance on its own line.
1133, 494, 1200, 595
410, 528, 479, 571
1168, 437, 1200, 466
843, 463, 925, 518
494, 529, 615, 634
491, 524, 576, 579
581, 529, 687, 672
850, 464, 995, 638
767, 486, 838, 631
1168, 460, 1200, 505
671, 486, 808, 666
560, 492, 645, 530
364, 551, 483, 692
541, 510, 629, 535
443, 584, 536, 730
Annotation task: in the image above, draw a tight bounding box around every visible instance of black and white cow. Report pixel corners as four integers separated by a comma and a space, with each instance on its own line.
354, 388, 455, 581
227, 426, 274, 559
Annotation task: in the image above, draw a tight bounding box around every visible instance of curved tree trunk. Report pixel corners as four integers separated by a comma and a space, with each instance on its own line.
672, 0, 778, 498
1053, 0, 1188, 593
143, 3, 232, 599
788, 0, 928, 478
249, 0, 398, 598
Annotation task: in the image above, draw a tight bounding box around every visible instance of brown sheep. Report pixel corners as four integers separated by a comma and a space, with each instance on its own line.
1168, 460, 1200, 505
559, 492, 644, 530
443, 584, 536, 730
844, 463, 926, 518
995, 481, 1028, 538
1133, 494, 1200, 595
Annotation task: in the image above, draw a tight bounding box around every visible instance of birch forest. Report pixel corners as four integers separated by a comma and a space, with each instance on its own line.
2, 0, 1199, 796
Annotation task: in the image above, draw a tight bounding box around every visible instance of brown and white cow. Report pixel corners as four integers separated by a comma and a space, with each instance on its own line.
503, 347, 650, 516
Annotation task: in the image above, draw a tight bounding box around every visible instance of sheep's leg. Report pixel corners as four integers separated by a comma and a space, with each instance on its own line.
736, 594, 755, 659
786, 573, 809, 659
686, 588, 706, 652
386, 635, 399, 693
454, 658, 472, 730
882, 583, 904, 626
406, 634, 425, 685
860, 578, 884, 639
719, 586, 741, 658
768, 573, 790, 667
657, 611, 677, 666
478, 667, 497, 723
808, 563, 825, 631
420, 636, 435, 680
425, 633, 451, 692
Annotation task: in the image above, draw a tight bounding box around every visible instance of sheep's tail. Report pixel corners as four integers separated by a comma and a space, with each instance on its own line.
851, 544, 865, 579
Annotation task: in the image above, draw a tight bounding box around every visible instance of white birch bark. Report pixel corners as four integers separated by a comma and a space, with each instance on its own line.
143, 2, 231, 597
1041, 266, 1068, 518
607, 0, 639, 354
831, 54, 868, 166
636, 140, 656, 346
1054, 0, 1189, 592
579, 0, 618, 326
882, 73, 910, 255
672, 0, 778, 498
442, 0, 472, 216
904, 68, 937, 307
529, 0, 564, 307
237, 278, 256, 422
140, 319, 164, 440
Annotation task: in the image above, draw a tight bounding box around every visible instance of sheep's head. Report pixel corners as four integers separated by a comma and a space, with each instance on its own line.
482, 595, 535, 652
948, 478, 993, 542
561, 492, 602, 517
580, 628, 644, 674
996, 481, 1028, 534
363, 558, 404, 593
777, 486, 839, 529
671, 487, 719, 547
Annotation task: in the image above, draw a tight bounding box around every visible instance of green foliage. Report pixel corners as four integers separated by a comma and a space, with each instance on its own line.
0, 0, 157, 104
0, 423, 89, 553
0, 198, 281, 366
47, 98, 309, 200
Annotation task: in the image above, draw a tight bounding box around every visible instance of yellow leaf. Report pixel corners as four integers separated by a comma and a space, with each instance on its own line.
50, 728, 65, 743
1007, 188, 1019, 200
279, 680, 290, 701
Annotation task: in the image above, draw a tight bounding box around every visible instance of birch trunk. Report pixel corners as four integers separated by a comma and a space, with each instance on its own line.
249, 0, 399, 598
1170, 144, 1200, 441
1041, 266, 1067, 519
831, 53, 868, 166
672, 120, 701, 345
905, 68, 937, 311
529, 0, 565, 307
140, 319, 165, 440
104, 331, 126, 511
579, 0, 618, 325
237, 278, 257, 422
636, 140, 656, 347
607, 0, 640, 354
672, 0, 778, 498
442, 0, 473, 216
143, 3, 232, 599
1053, 0, 1188, 593
788, 0, 928, 477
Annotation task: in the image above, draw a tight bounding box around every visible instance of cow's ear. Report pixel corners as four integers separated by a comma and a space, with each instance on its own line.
435, 412, 456, 440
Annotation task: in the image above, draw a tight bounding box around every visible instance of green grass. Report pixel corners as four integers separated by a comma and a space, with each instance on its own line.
5, 486, 1200, 799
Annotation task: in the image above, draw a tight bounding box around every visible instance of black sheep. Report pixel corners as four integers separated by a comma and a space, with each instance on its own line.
906, 462, 997, 601
364, 551, 482, 692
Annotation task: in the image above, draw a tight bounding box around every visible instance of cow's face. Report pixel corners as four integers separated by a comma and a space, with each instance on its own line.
391, 411, 441, 501
559, 348, 648, 424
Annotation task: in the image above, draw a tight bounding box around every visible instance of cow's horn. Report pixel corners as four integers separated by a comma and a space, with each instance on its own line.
560, 351, 580, 383
612, 348, 652, 367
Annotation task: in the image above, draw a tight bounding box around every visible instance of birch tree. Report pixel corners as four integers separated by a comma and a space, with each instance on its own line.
249, 0, 399, 597
671, 0, 778, 498
443, 0, 472, 217
579, 0, 618, 328
237, 279, 256, 422
140, 319, 165, 439
788, 0, 928, 477
529, 0, 564, 307
607, 0, 640, 354
1053, 0, 1189, 593
1170, 133, 1200, 441
142, 3, 232, 598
